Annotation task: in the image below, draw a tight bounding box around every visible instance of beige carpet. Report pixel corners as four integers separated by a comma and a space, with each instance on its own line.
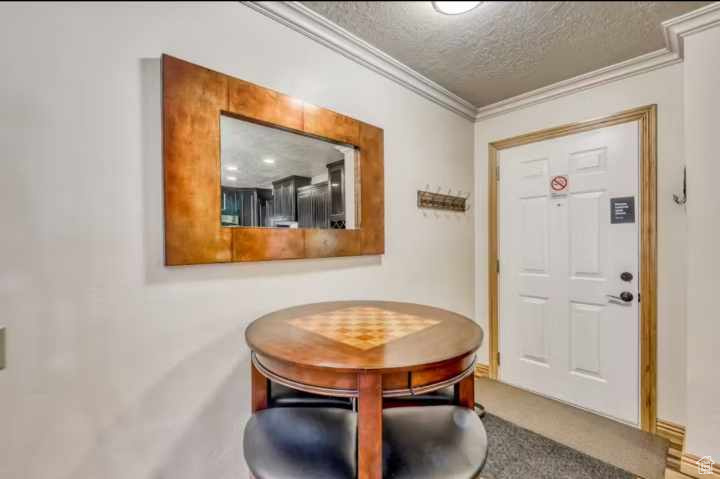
476, 377, 669, 479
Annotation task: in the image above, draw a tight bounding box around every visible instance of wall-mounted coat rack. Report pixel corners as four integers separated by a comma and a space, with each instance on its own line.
417, 186, 469, 212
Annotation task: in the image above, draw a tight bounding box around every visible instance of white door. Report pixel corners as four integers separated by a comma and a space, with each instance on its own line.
498, 121, 640, 425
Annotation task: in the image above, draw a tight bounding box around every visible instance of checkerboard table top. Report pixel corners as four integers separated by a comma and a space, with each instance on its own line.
287, 306, 441, 350
247, 301, 483, 371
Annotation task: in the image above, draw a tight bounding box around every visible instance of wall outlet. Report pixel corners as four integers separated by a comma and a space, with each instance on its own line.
0, 327, 5, 370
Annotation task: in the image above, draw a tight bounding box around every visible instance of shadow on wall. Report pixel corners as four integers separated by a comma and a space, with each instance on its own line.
67, 322, 250, 479
139, 58, 382, 286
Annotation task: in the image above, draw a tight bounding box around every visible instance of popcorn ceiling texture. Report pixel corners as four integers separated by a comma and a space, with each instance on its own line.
302, 1, 709, 107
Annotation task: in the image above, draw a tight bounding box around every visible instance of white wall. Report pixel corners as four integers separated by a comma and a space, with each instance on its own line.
683, 25, 720, 460
0, 3, 475, 479
474, 64, 688, 424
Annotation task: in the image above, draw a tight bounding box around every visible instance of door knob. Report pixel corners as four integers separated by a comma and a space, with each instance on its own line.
607, 292, 634, 303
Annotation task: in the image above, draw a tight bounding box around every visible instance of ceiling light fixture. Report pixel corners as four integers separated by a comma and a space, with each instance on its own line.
263, 158, 275, 164
226, 176, 237, 181
225, 165, 238, 171
432, 1, 481, 15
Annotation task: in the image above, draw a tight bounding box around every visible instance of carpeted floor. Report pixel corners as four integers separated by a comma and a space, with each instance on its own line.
476, 377, 669, 479
479, 412, 634, 479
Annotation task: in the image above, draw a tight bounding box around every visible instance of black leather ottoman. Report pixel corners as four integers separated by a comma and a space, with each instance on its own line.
244, 407, 357, 479
269, 382, 353, 409
382, 405, 488, 479
385, 387, 455, 407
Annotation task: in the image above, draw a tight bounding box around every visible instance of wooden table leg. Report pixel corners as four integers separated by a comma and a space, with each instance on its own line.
454, 373, 475, 409
251, 360, 269, 412
358, 373, 382, 479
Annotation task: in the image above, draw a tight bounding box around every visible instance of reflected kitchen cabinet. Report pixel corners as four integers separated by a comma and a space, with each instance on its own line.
327, 160, 346, 229
221, 187, 273, 227
297, 182, 329, 229
257, 189, 274, 227
270, 176, 310, 226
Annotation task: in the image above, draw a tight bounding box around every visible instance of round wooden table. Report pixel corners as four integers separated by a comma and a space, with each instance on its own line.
246, 301, 483, 479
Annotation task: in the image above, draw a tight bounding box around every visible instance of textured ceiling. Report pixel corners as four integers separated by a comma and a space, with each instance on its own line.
220, 115, 345, 188
301, 1, 709, 107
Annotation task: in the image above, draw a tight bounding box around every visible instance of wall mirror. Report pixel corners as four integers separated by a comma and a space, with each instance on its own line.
163, 55, 384, 265
220, 114, 358, 230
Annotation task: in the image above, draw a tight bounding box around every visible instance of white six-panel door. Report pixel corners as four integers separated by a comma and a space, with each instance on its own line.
498, 121, 640, 425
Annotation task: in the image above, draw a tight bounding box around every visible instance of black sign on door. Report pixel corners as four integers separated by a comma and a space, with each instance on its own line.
610, 196, 635, 224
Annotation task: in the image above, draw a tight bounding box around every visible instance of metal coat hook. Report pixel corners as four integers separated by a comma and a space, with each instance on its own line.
417, 185, 469, 212
673, 167, 687, 205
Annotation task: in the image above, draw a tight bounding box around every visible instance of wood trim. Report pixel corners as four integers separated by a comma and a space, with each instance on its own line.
657, 419, 686, 471
488, 144, 499, 380
163, 54, 384, 265
640, 105, 658, 432
487, 105, 658, 432
474, 362, 490, 378
681, 452, 720, 478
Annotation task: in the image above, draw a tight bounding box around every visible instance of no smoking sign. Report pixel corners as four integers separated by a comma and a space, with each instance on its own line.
550, 175, 569, 196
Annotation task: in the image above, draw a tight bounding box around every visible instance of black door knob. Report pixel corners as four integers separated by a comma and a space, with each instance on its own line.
621, 272, 633, 282
620, 291, 634, 302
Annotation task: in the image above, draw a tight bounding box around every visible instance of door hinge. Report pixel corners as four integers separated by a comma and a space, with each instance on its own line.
496, 258, 500, 274
496, 165, 500, 181
496, 351, 500, 367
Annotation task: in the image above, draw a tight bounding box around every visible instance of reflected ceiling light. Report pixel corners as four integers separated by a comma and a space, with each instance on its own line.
225, 165, 238, 171
432, 1, 481, 15
263, 158, 275, 164
226, 176, 237, 181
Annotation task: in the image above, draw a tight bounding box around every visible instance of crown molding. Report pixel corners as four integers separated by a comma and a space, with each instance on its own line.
242, 1, 477, 121
242, 2, 720, 124
474, 48, 680, 121
475, 1, 720, 122
662, 2, 720, 57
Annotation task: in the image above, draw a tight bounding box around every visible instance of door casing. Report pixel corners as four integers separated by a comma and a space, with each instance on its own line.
487, 105, 657, 432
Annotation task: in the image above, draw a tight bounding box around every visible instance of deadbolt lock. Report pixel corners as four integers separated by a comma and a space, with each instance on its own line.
620, 272, 633, 282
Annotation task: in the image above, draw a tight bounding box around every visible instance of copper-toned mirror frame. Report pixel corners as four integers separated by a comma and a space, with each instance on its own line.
162, 55, 384, 265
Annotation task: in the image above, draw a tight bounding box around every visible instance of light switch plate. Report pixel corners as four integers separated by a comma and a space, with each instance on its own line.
0, 327, 5, 370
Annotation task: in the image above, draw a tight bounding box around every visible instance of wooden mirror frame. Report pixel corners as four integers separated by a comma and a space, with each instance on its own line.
162, 55, 384, 265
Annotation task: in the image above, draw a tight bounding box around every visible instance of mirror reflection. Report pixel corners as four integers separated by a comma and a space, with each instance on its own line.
220, 114, 357, 229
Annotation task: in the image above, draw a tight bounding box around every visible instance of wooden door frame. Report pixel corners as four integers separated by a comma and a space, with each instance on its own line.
487, 105, 657, 432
